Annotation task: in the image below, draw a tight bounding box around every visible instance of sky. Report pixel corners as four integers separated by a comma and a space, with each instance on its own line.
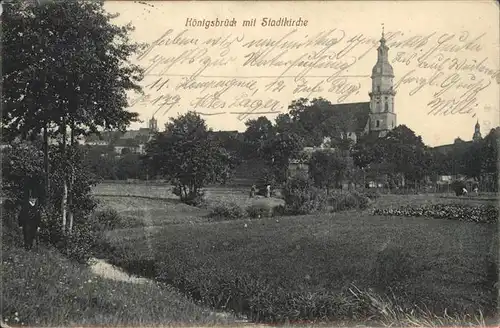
104, 1, 499, 147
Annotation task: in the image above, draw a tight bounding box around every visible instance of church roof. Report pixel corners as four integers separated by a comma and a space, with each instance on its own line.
323, 102, 371, 134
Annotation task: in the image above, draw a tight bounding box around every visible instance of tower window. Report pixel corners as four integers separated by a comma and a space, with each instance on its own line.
385, 102, 389, 112
377, 86, 380, 92
376, 120, 380, 128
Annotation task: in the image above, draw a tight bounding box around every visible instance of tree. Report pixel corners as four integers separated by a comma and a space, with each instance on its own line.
462, 141, 483, 181
2, 0, 143, 233
287, 98, 330, 147
260, 132, 304, 184
379, 125, 432, 187
116, 153, 142, 180
309, 150, 349, 194
352, 134, 385, 187
274, 113, 295, 135
243, 116, 275, 158
144, 112, 236, 203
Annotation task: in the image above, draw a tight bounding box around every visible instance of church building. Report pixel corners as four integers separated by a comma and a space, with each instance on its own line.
289, 28, 397, 176
314, 28, 398, 149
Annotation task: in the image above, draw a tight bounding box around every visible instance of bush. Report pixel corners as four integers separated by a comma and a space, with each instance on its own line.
208, 202, 245, 220
38, 205, 103, 264
246, 203, 272, 219
172, 185, 206, 206
329, 191, 371, 212
272, 204, 286, 216
363, 189, 381, 200
283, 174, 327, 215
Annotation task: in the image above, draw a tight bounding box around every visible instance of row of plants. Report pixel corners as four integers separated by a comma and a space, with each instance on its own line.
372, 204, 498, 224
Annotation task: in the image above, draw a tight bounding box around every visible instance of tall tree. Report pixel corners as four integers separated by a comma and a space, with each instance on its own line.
309, 150, 349, 194
261, 132, 304, 184
380, 125, 432, 186
2, 0, 143, 233
243, 116, 275, 158
144, 112, 236, 203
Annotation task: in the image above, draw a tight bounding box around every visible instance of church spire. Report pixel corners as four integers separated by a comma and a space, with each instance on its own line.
473, 119, 482, 141
372, 24, 393, 78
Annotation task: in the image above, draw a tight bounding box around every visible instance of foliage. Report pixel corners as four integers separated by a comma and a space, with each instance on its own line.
145, 112, 237, 203
91, 208, 123, 231
287, 98, 331, 147
451, 180, 467, 196
82, 146, 119, 180
309, 150, 349, 193
255, 169, 277, 196
282, 173, 327, 215
243, 116, 275, 158
207, 202, 245, 220
2, 0, 142, 142
372, 204, 498, 224
246, 203, 273, 218
261, 132, 304, 184
115, 153, 142, 180
2, 141, 101, 262
328, 190, 371, 212
363, 189, 382, 200
1, 141, 45, 204
2, 235, 233, 327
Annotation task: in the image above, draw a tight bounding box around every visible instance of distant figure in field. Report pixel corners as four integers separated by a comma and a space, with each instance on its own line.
462, 187, 468, 196
250, 184, 256, 198
18, 193, 42, 251
266, 184, 271, 198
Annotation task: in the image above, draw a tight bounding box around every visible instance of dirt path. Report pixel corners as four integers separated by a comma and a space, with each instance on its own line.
89, 257, 151, 284
88, 257, 249, 324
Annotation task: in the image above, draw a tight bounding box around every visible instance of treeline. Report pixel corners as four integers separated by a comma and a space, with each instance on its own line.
84, 96, 499, 194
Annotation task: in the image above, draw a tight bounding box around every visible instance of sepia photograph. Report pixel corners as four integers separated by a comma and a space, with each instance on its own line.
1, 0, 499, 327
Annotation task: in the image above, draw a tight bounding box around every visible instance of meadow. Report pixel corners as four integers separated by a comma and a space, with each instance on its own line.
93, 182, 499, 326
1, 227, 237, 327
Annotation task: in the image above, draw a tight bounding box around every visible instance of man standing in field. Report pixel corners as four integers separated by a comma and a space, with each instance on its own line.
18, 191, 42, 251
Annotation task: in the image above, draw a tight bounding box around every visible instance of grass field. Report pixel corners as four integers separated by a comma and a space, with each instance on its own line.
94, 182, 499, 325
2, 221, 236, 326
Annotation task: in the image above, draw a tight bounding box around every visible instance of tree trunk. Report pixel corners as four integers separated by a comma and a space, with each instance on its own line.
61, 118, 67, 234
67, 124, 75, 234
43, 123, 50, 206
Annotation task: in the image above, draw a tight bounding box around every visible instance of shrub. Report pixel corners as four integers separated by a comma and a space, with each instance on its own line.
283, 174, 327, 215
246, 203, 272, 219
329, 191, 371, 212
38, 205, 103, 264
172, 185, 206, 206
208, 202, 245, 220
272, 204, 286, 216
363, 189, 381, 200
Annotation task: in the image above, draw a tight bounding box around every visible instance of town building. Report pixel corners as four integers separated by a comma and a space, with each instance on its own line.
83, 116, 159, 155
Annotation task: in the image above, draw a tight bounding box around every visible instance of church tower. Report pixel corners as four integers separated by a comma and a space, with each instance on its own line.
148, 116, 158, 132
368, 26, 397, 137
472, 120, 482, 142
